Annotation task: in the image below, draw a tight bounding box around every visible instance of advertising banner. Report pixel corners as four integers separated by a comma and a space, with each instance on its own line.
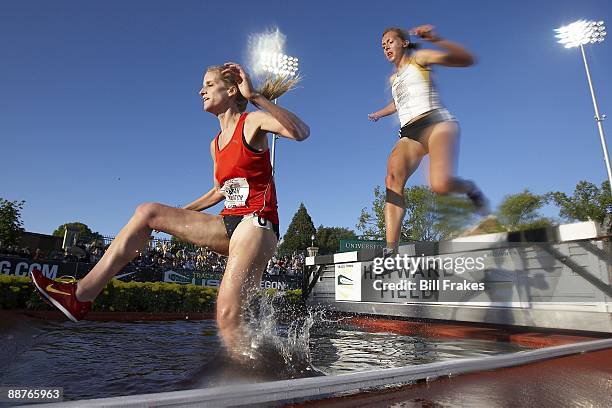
1, 256, 301, 291
162, 269, 300, 290
335, 262, 362, 301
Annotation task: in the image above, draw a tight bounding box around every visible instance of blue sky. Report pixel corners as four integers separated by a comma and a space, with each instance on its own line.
1, 0, 611, 237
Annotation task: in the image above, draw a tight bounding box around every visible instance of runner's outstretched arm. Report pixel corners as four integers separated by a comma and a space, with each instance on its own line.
369, 100, 397, 122
411, 24, 475, 67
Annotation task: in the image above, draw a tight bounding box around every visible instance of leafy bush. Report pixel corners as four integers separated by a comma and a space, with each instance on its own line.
0, 275, 301, 314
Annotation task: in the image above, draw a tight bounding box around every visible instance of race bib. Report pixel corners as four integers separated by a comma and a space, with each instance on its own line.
220, 177, 249, 208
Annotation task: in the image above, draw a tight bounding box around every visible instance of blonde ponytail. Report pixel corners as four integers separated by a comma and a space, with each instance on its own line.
257, 73, 301, 101
206, 65, 301, 112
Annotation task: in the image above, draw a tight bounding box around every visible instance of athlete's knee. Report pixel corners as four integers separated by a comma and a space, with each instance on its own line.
134, 202, 162, 225
385, 172, 406, 207
430, 177, 453, 195
216, 301, 240, 331
385, 188, 406, 208
385, 172, 405, 190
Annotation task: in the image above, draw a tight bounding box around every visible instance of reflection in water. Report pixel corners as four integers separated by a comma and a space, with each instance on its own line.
310, 325, 524, 375
0, 315, 221, 404
0, 307, 526, 404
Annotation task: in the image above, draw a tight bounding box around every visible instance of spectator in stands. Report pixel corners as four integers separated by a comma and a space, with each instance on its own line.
32, 248, 46, 262
63, 249, 77, 263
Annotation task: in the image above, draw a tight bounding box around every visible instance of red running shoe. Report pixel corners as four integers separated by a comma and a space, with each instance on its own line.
30, 268, 92, 322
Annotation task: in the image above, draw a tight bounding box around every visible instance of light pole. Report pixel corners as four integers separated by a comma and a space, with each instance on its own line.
555, 20, 611, 189
254, 52, 299, 172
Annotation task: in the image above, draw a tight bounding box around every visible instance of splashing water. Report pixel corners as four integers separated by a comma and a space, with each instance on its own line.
246, 27, 287, 77
181, 289, 328, 388
240, 290, 318, 377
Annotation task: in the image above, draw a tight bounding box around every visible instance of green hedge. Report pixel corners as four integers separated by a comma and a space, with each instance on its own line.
0, 275, 303, 314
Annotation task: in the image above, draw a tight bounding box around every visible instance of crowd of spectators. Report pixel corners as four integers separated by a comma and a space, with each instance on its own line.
266, 252, 305, 276
0, 240, 305, 277
0, 244, 32, 259
0, 242, 103, 264
130, 242, 229, 274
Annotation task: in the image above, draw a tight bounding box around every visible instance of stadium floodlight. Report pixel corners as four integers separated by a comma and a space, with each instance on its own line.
254, 51, 300, 171
555, 20, 606, 48
555, 20, 611, 189
256, 52, 299, 77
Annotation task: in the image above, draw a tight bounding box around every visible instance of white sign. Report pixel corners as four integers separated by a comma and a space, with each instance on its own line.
335, 262, 362, 301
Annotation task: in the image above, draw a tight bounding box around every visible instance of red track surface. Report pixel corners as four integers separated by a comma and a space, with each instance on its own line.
346, 316, 608, 348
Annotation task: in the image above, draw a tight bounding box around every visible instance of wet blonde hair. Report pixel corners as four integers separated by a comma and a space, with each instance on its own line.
206, 66, 301, 112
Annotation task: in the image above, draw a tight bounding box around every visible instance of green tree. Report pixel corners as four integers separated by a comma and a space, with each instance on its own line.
357, 186, 387, 240
278, 203, 316, 256
433, 194, 477, 239
547, 180, 611, 224
315, 225, 357, 255
357, 186, 475, 241
0, 198, 25, 246
53, 222, 102, 243
497, 190, 551, 231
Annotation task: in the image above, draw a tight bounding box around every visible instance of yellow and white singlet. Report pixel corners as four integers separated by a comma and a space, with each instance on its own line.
391, 58, 451, 127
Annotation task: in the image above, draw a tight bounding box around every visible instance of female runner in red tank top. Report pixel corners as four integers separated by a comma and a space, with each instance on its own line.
30, 62, 309, 357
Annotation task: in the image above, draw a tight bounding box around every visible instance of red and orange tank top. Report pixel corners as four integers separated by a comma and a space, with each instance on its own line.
214, 112, 279, 224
